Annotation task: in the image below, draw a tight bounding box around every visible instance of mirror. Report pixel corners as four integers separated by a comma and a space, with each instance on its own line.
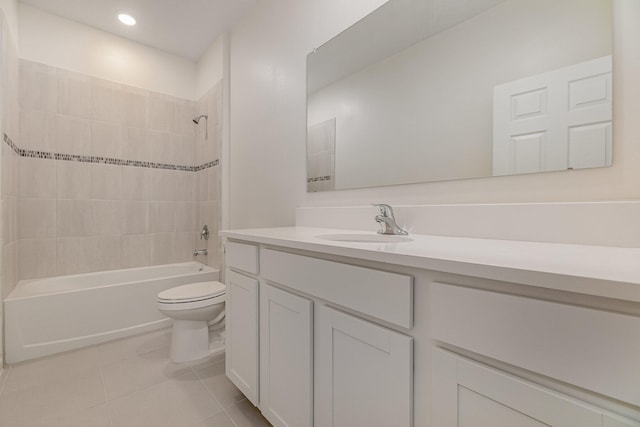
306, 0, 613, 192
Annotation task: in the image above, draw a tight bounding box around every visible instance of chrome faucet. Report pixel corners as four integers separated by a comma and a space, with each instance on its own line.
193, 249, 208, 256
373, 203, 408, 235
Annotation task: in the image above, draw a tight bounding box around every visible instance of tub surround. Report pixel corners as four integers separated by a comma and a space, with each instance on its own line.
17, 60, 224, 280
221, 225, 640, 426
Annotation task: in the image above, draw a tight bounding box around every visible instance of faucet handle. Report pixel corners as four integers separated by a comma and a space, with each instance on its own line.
372, 203, 393, 217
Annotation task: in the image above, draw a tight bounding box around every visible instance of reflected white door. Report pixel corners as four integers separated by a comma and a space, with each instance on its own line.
493, 56, 612, 176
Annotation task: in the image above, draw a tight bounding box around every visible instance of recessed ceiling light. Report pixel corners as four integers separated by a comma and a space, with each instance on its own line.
118, 13, 136, 26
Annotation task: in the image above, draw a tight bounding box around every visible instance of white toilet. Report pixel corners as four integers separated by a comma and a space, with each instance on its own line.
157, 281, 226, 363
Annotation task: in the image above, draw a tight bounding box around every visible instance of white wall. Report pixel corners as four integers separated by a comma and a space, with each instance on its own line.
229, 0, 387, 228
196, 36, 224, 100
229, 0, 640, 229
308, 0, 611, 190
18, 4, 197, 100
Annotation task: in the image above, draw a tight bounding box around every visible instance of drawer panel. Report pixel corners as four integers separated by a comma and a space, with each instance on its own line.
261, 248, 412, 329
225, 241, 259, 274
431, 282, 640, 407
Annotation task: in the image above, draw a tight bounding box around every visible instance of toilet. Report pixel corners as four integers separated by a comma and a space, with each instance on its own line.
157, 281, 226, 363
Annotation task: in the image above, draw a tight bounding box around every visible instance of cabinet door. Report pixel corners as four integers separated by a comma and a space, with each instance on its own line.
225, 269, 259, 406
316, 305, 413, 427
432, 348, 603, 427
260, 283, 313, 427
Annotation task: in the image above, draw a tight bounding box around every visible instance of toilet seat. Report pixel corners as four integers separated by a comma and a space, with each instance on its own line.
158, 281, 225, 304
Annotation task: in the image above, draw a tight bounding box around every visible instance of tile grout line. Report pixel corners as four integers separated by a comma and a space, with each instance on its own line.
190, 363, 241, 426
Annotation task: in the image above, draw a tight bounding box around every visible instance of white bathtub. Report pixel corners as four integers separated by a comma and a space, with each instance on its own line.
4, 262, 219, 364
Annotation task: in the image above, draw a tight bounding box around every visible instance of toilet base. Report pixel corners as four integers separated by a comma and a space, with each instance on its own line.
169, 319, 211, 363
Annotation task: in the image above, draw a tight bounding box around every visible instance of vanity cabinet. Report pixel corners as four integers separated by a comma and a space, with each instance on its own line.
316, 305, 413, 427
225, 242, 260, 406
223, 229, 640, 427
430, 282, 640, 427
224, 240, 414, 427
260, 283, 313, 427
432, 348, 639, 427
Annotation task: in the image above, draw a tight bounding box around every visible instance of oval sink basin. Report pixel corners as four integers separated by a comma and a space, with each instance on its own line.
317, 233, 413, 243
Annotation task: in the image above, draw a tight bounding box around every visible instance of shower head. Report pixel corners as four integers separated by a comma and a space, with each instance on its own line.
193, 114, 208, 124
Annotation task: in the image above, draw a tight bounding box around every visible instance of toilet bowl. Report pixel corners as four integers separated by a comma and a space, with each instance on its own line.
157, 281, 226, 363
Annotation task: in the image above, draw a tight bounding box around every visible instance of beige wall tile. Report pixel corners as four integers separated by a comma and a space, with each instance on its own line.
122, 234, 151, 268
19, 238, 57, 279
19, 198, 57, 239
175, 98, 196, 137
54, 115, 91, 156
175, 202, 196, 232
56, 236, 95, 275
150, 233, 172, 265
172, 232, 195, 263
94, 236, 123, 271
2, 242, 19, 296
122, 167, 149, 201
58, 69, 92, 119
178, 134, 196, 166
148, 93, 176, 133
19, 110, 55, 152
91, 78, 123, 124
57, 199, 93, 237
122, 127, 149, 162
149, 201, 175, 233
148, 130, 176, 165
122, 86, 148, 129
91, 164, 122, 200
123, 201, 149, 235
149, 169, 174, 201
19, 60, 57, 113
92, 200, 123, 236
19, 157, 57, 199
175, 171, 196, 202
197, 170, 208, 201
57, 161, 91, 199
91, 122, 122, 159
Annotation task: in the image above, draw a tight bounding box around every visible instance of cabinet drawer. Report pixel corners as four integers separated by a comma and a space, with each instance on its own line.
225, 241, 259, 274
261, 248, 412, 329
431, 282, 640, 407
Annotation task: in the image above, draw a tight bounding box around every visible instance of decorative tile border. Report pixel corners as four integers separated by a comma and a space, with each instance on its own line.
307, 175, 332, 183
4, 133, 219, 172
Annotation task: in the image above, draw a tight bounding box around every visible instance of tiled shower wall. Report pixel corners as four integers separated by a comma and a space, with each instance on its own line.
1, 10, 20, 366
17, 59, 222, 279
195, 81, 223, 269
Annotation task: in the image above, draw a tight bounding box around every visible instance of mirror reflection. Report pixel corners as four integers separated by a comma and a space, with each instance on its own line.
306, 0, 613, 192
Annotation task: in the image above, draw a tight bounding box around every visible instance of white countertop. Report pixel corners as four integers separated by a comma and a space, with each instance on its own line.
220, 226, 640, 303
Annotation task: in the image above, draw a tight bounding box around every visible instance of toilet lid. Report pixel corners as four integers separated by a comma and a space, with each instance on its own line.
158, 281, 225, 303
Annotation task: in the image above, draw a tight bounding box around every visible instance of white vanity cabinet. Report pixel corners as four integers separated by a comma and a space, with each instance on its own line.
260, 283, 313, 427
225, 242, 260, 406
316, 305, 413, 427
222, 227, 640, 427
225, 240, 414, 427
430, 282, 640, 427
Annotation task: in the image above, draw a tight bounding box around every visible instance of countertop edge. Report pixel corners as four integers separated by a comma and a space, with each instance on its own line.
220, 227, 640, 303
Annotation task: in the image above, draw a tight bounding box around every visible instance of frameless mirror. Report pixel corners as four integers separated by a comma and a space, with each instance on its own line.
306, 0, 613, 192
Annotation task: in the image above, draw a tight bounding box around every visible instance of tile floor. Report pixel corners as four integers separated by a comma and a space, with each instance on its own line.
0, 328, 272, 427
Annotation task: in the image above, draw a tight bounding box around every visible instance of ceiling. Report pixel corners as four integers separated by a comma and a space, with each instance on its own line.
19, 0, 258, 61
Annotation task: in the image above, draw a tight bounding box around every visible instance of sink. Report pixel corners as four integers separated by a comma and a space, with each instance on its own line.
317, 233, 413, 243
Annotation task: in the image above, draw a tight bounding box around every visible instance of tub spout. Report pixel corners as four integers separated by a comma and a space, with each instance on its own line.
193, 249, 208, 256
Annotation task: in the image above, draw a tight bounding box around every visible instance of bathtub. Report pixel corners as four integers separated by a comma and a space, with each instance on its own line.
4, 262, 219, 364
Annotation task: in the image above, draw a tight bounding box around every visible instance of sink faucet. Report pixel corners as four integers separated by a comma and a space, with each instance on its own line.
373, 203, 408, 235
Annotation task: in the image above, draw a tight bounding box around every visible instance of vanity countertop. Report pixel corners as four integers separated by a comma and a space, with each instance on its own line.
221, 226, 640, 302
